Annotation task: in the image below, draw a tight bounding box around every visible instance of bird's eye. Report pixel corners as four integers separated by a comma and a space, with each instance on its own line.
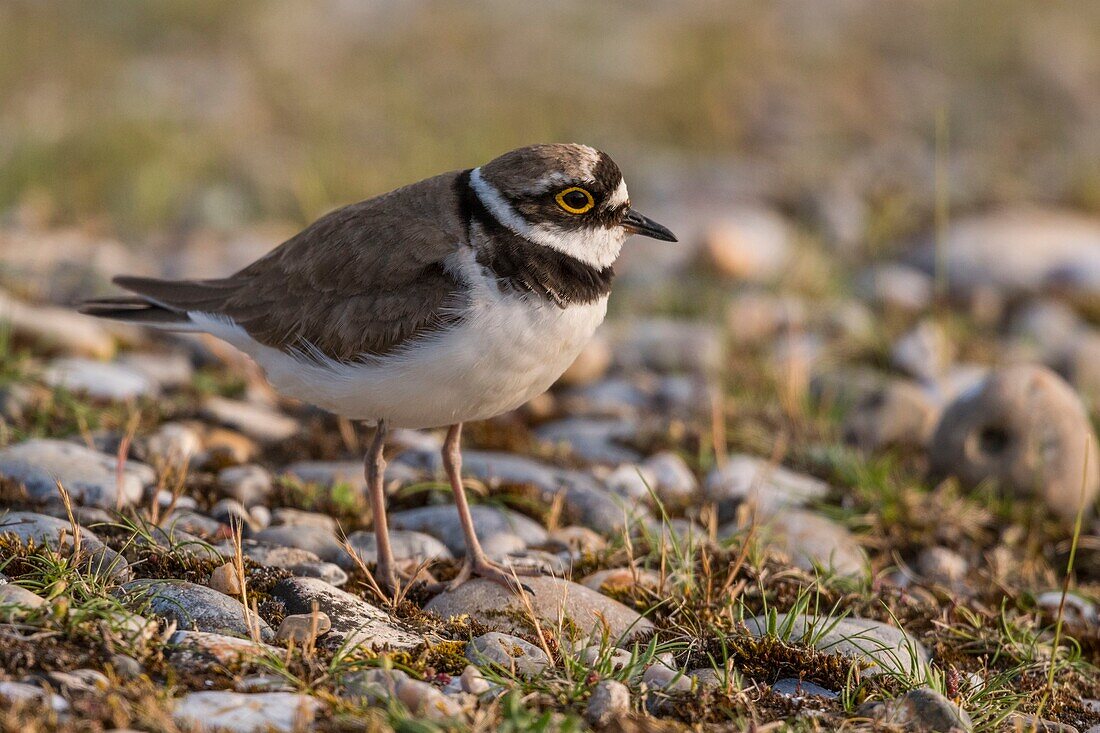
555, 187, 595, 214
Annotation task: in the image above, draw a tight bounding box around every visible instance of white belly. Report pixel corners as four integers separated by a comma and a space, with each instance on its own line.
191, 290, 607, 430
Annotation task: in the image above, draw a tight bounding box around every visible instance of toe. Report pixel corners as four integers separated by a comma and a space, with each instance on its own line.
471, 561, 539, 595
439, 555, 544, 594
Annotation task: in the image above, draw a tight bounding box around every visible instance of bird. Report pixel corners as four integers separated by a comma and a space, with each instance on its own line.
81, 143, 677, 594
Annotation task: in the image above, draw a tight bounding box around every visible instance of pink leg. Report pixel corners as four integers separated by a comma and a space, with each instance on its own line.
365, 420, 397, 595
442, 423, 539, 592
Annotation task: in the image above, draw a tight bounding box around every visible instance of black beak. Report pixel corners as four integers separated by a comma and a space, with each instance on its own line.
621, 208, 677, 242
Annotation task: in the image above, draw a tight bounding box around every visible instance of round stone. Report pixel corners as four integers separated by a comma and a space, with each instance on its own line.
425, 575, 653, 643
0, 439, 153, 509
208, 563, 243, 596
466, 632, 549, 677
43, 357, 159, 401
276, 612, 332, 644
930, 364, 1100, 520
586, 679, 630, 726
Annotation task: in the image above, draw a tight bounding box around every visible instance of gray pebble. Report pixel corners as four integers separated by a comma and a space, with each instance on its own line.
217, 465, 274, 507
43, 357, 159, 401
172, 690, 323, 732
467, 632, 549, 677
742, 612, 928, 677
269, 577, 419, 650
586, 679, 630, 725
917, 547, 969, 586
771, 677, 838, 700
460, 665, 491, 695
109, 654, 143, 680
0, 439, 153, 509
121, 579, 272, 641
858, 687, 971, 731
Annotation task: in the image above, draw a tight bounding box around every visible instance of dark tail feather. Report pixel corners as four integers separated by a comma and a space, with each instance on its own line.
78, 296, 190, 325
79, 274, 241, 327
113, 275, 237, 311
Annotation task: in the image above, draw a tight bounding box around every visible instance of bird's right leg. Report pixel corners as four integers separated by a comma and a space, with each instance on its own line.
441, 423, 538, 592
364, 419, 397, 596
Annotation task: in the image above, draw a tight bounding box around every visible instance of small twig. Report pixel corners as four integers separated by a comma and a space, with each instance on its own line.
230, 518, 260, 644
512, 572, 555, 669
115, 409, 141, 512
545, 492, 564, 533
56, 480, 81, 560
721, 520, 756, 598
336, 528, 386, 604
304, 600, 321, 657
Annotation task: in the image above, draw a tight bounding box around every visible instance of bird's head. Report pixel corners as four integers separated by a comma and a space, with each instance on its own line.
470, 143, 677, 270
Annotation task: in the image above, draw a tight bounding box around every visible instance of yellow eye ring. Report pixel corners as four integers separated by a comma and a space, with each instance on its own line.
555, 187, 595, 214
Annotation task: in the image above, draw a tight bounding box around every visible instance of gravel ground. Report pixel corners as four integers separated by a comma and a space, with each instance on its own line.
0, 204, 1099, 731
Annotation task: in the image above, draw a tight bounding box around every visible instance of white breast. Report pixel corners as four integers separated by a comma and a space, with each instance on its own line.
188, 253, 608, 429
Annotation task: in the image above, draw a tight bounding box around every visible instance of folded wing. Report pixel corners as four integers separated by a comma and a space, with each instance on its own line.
81, 171, 469, 361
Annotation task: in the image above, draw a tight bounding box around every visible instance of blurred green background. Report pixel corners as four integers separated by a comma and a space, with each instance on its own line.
2, 0, 1099, 245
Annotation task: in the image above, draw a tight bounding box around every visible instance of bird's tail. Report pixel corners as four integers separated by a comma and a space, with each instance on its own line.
78, 294, 191, 326
78, 275, 236, 330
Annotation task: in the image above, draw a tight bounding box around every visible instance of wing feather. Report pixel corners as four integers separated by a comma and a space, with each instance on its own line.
84, 171, 470, 361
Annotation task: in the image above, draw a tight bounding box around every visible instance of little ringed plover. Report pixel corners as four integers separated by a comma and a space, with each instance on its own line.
81, 143, 677, 593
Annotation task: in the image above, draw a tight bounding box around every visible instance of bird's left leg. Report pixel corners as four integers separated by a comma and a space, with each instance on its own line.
441, 423, 540, 592
365, 419, 398, 596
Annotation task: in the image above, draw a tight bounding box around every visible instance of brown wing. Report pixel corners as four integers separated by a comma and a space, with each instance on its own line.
92, 171, 470, 361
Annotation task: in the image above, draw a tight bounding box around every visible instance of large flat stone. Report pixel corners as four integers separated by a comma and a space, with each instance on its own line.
226, 542, 347, 586
345, 529, 453, 564
425, 575, 653, 644
910, 208, 1100, 294
252, 524, 348, 567
535, 418, 642, 464
742, 613, 929, 676
117, 351, 194, 389
43, 358, 159, 401
721, 509, 868, 579
166, 630, 280, 669
609, 318, 726, 374
270, 577, 420, 651
0, 510, 130, 580
173, 690, 323, 733
0, 680, 69, 714
0, 438, 154, 508
399, 448, 645, 533
122, 579, 273, 641
390, 504, 547, 556
282, 461, 367, 493
202, 397, 300, 443
0, 288, 115, 359
705, 454, 829, 520
0, 583, 47, 619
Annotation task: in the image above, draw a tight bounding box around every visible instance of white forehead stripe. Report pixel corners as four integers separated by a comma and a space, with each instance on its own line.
607, 177, 629, 208
576, 145, 601, 168
533, 171, 574, 192
469, 166, 625, 271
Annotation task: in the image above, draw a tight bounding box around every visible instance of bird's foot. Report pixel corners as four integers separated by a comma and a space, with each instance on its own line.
443, 554, 541, 594
373, 561, 399, 599
372, 560, 430, 601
